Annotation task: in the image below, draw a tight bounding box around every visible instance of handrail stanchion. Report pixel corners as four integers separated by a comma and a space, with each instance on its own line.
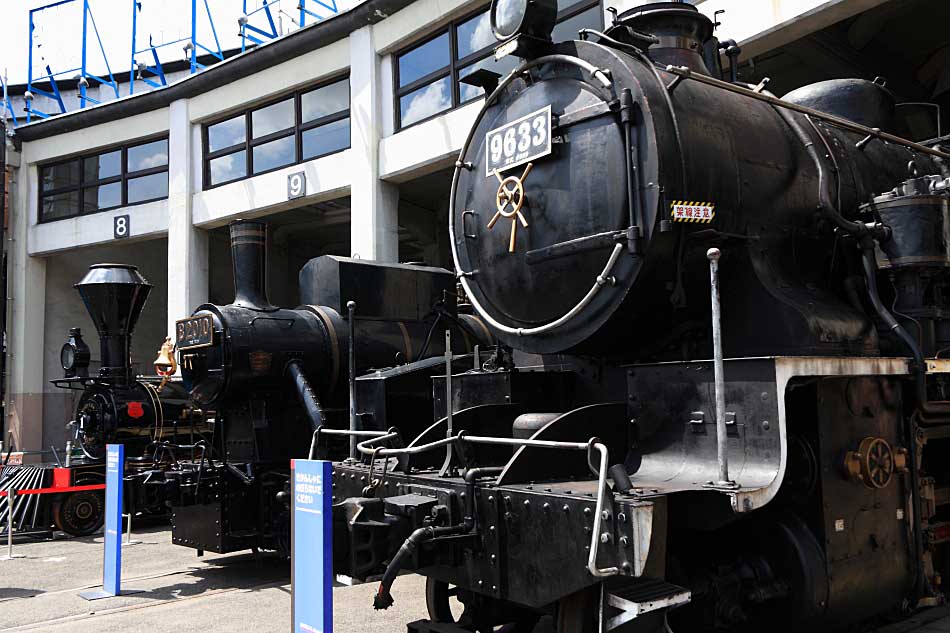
706, 248, 737, 489
440, 330, 454, 476
1, 488, 22, 560
347, 300, 357, 461
6, 489, 13, 558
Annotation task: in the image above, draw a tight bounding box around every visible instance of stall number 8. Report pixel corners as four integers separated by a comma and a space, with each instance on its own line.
491, 115, 546, 165
114, 215, 130, 239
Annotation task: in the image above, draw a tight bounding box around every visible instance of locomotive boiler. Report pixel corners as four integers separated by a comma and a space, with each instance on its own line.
325, 1, 950, 631
49, 263, 197, 534
158, 219, 491, 555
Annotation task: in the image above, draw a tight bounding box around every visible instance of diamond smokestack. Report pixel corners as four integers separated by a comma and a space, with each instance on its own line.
75, 263, 152, 383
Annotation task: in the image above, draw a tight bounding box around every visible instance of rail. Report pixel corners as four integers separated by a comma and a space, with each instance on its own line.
460, 243, 624, 337
355, 431, 619, 578
0, 484, 105, 497
663, 65, 950, 161
307, 426, 391, 460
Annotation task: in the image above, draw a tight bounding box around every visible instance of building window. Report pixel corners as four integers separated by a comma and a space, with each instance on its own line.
38, 137, 169, 223
203, 76, 350, 189
394, 1, 602, 130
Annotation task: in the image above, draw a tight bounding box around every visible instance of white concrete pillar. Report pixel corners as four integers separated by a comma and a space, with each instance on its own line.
4, 151, 47, 452
166, 99, 208, 342
348, 26, 399, 262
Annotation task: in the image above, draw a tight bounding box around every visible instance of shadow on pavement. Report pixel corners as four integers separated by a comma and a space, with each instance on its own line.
129, 554, 290, 601
0, 588, 44, 601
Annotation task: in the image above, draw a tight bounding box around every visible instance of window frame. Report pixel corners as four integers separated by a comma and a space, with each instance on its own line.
551, 0, 603, 42
202, 74, 351, 190
38, 134, 169, 224
393, 0, 602, 132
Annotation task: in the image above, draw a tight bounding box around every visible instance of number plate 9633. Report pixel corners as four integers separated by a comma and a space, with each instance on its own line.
485, 105, 552, 176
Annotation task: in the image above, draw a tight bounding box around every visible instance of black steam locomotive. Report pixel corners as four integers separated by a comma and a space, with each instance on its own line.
314, 1, 950, 632
47, 264, 199, 535
155, 220, 491, 555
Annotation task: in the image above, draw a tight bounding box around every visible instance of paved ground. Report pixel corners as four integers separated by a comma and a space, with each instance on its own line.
878, 610, 950, 633
0, 521, 431, 633
1, 522, 950, 633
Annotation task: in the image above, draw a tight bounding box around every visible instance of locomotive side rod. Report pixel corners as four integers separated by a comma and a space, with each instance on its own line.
664, 65, 950, 161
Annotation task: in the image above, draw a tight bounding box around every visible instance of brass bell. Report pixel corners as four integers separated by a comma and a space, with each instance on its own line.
154, 336, 177, 376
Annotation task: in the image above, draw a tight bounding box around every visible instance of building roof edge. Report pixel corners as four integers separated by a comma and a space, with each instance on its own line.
15, 0, 413, 144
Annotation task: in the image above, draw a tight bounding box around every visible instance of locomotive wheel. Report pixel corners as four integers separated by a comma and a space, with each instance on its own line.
426, 579, 468, 624
426, 578, 539, 632
52, 491, 105, 536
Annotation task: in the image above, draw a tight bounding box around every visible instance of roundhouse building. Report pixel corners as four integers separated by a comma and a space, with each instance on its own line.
3, 0, 947, 454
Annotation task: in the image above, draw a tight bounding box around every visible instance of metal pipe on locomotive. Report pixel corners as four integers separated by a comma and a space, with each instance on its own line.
317, 1, 950, 631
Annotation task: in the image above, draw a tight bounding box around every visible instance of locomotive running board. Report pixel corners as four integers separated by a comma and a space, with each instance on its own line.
601, 580, 691, 631
625, 356, 911, 514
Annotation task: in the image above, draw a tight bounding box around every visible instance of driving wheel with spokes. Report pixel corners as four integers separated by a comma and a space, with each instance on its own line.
426, 578, 540, 632
52, 490, 105, 536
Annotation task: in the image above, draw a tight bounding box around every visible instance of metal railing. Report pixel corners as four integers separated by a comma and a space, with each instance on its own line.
353, 430, 619, 578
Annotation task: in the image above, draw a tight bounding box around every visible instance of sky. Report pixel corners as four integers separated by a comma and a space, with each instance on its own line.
0, 0, 331, 87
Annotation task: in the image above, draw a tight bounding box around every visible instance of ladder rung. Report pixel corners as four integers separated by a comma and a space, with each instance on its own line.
605, 580, 691, 631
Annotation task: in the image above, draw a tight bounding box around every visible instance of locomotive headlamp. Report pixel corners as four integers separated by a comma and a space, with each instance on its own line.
490, 0, 557, 42
61, 327, 91, 378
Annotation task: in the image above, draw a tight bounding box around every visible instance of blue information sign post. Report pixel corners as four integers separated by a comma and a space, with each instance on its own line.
292, 459, 333, 633
80, 444, 142, 600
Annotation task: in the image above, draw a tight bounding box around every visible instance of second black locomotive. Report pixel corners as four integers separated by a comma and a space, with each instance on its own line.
156, 220, 491, 554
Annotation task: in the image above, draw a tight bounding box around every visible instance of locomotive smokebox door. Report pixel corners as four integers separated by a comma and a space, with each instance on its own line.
452, 39, 658, 355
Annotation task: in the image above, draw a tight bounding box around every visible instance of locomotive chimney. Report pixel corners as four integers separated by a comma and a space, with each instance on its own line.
230, 219, 276, 311
75, 263, 152, 384
618, 2, 714, 75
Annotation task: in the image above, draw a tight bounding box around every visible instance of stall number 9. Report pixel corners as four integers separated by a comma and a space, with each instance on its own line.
288, 171, 307, 200
490, 116, 547, 166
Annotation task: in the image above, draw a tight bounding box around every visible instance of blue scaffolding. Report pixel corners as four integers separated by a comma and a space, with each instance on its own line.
26, 0, 120, 122
1, 74, 16, 129
240, 0, 339, 52
130, 0, 224, 94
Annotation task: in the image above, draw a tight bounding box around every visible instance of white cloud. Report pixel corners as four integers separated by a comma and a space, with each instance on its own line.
210, 152, 242, 184
403, 80, 450, 126
468, 13, 493, 55
134, 151, 168, 170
